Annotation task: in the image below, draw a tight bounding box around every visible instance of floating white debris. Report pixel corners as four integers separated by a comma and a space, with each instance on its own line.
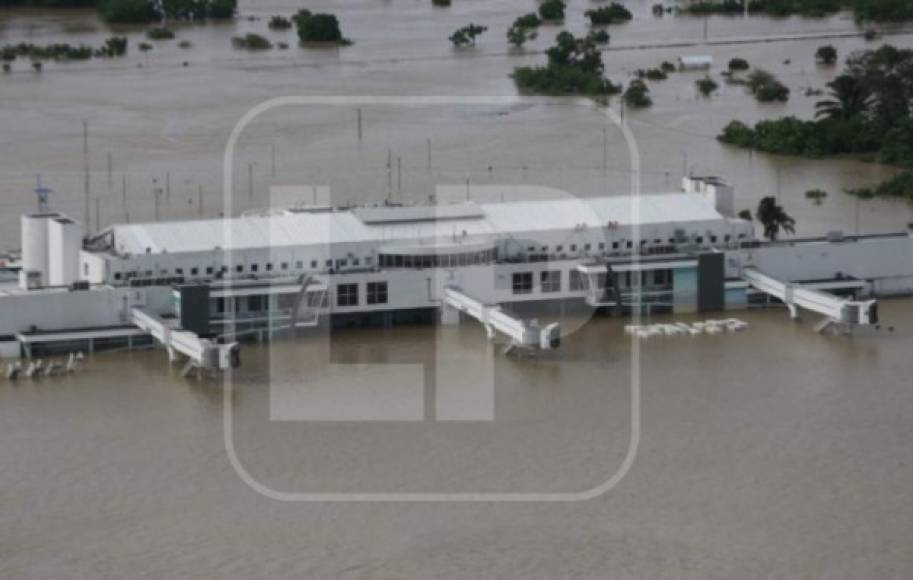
627, 318, 749, 340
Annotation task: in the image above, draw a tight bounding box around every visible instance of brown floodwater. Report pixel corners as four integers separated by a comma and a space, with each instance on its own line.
1, 2, 913, 578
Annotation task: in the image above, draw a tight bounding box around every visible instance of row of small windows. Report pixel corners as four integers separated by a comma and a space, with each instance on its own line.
511, 269, 674, 295
112, 257, 375, 281
378, 249, 497, 269
211, 282, 389, 313
527, 234, 738, 256
336, 282, 389, 307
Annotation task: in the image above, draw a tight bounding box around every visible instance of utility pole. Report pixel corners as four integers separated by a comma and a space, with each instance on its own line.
153, 178, 162, 222
248, 163, 254, 204
271, 144, 276, 177
122, 175, 128, 223
83, 120, 90, 230
356, 108, 363, 142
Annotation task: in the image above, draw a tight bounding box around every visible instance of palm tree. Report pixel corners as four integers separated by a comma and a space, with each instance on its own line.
815, 74, 873, 120
756, 196, 796, 241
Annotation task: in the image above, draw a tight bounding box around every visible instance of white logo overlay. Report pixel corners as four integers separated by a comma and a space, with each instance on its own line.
221, 96, 643, 502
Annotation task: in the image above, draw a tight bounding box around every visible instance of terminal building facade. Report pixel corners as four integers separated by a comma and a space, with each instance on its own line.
1, 177, 911, 358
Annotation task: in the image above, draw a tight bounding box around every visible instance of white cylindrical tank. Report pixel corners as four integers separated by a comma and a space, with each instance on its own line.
48, 216, 82, 287
20, 213, 54, 289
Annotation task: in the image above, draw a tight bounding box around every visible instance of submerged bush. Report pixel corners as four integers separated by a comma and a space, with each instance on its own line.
232, 33, 272, 50
146, 27, 175, 40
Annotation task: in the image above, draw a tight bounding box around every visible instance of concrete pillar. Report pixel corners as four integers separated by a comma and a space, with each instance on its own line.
440, 303, 460, 325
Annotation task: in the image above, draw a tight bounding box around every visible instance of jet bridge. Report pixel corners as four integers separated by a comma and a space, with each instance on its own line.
741, 268, 878, 331
131, 307, 239, 374
442, 286, 560, 353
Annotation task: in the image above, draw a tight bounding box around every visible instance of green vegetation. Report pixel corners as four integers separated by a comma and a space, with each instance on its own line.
146, 27, 175, 40
805, 188, 828, 204
680, 0, 839, 17
512, 31, 621, 97
538, 0, 566, 21
638, 67, 667, 81
728, 57, 750, 71
738, 209, 753, 221
696, 75, 719, 96
623, 79, 652, 108
586, 29, 611, 44
450, 23, 487, 47
96, 0, 236, 23
97, 0, 160, 23
1, 37, 127, 62
293, 10, 349, 44
431, 0, 451, 6
178, 40, 192, 49
848, 171, 913, 200
138, 42, 153, 52
853, 0, 913, 20
720, 45, 913, 202
746, 68, 790, 102
507, 14, 540, 47
268, 15, 292, 30
816, 44, 838, 65
586, 3, 633, 25
515, 13, 542, 28
99, 36, 128, 56
232, 33, 272, 50
677, 0, 913, 21
756, 196, 796, 240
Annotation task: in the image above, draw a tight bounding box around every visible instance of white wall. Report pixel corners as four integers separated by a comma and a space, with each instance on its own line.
743, 235, 913, 296
0, 287, 147, 336
20, 214, 51, 288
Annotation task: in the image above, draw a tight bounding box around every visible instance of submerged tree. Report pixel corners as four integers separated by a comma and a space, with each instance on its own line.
814, 74, 874, 120
623, 79, 652, 108
756, 196, 796, 240
450, 23, 487, 47
816, 44, 838, 65
506, 13, 540, 47
696, 75, 719, 96
294, 10, 347, 44
538, 0, 566, 21
507, 24, 537, 47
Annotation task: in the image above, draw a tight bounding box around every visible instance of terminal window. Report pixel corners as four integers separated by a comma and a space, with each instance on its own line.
367, 281, 388, 305
512, 272, 533, 295
541, 271, 561, 293
337, 283, 359, 307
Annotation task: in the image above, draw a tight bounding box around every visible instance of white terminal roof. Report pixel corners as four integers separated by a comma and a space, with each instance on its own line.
101, 193, 727, 256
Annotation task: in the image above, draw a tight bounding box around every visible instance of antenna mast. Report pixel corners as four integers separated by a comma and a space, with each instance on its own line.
34, 174, 53, 213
